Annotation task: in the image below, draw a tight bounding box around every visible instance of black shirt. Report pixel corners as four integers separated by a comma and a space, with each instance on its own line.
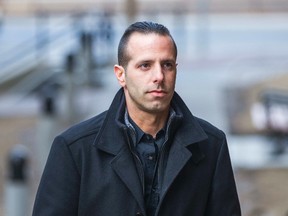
125, 112, 166, 216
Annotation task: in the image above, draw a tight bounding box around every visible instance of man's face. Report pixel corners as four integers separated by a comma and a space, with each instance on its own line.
114, 32, 177, 115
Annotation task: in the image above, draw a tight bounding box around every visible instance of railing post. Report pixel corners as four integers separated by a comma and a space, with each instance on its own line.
125, 0, 137, 23
196, 0, 211, 59
5, 145, 30, 216
78, 31, 97, 86
36, 83, 58, 171
64, 53, 78, 124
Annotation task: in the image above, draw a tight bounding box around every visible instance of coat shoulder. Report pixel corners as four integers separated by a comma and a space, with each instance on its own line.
59, 111, 107, 146
195, 117, 225, 140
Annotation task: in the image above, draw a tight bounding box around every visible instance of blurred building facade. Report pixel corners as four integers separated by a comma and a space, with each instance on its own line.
1, 0, 288, 16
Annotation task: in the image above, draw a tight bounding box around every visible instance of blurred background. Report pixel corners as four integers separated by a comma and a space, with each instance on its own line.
0, 0, 288, 215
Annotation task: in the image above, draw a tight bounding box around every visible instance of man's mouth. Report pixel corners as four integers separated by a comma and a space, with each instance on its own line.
148, 90, 167, 97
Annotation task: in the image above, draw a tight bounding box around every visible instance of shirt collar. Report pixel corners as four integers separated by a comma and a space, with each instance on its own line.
125, 111, 145, 144
124, 108, 176, 145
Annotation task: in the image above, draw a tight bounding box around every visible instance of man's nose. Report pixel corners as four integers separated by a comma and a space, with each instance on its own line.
152, 65, 164, 83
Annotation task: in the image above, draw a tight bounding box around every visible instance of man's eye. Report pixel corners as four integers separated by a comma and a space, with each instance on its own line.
163, 63, 173, 70
139, 63, 150, 70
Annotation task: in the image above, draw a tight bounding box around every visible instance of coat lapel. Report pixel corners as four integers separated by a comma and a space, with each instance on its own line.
96, 130, 146, 213
94, 89, 146, 213
160, 140, 192, 197
158, 92, 207, 209
110, 147, 146, 213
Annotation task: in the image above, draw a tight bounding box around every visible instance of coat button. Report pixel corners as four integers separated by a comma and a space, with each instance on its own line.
136, 212, 143, 216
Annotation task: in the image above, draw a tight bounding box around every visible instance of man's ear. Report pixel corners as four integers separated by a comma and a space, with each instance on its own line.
114, 65, 126, 87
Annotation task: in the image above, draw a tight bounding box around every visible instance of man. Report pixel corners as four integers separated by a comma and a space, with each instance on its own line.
32, 21, 241, 216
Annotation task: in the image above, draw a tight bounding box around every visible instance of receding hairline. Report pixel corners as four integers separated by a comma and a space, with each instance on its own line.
119, 31, 177, 67
128, 32, 176, 54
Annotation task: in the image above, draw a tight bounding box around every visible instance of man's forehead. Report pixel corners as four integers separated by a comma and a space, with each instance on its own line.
124, 32, 177, 63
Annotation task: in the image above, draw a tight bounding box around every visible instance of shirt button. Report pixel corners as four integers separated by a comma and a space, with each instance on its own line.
148, 155, 154, 160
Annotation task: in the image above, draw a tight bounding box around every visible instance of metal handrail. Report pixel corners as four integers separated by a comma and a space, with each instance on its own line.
0, 15, 80, 85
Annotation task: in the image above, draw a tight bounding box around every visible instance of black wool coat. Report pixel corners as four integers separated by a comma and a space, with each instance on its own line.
32, 89, 241, 216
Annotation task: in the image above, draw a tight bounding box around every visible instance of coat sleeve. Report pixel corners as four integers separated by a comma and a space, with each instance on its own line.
205, 134, 241, 216
32, 136, 80, 216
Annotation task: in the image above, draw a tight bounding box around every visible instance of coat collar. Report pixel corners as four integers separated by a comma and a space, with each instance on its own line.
93, 89, 126, 155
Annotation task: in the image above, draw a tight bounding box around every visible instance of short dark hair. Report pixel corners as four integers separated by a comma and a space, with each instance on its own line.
117, 21, 177, 68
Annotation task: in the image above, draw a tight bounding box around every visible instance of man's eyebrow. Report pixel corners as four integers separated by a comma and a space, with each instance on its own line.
161, 59, 176, 63
136, 58, 176, 63
137, 59, 153, 64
